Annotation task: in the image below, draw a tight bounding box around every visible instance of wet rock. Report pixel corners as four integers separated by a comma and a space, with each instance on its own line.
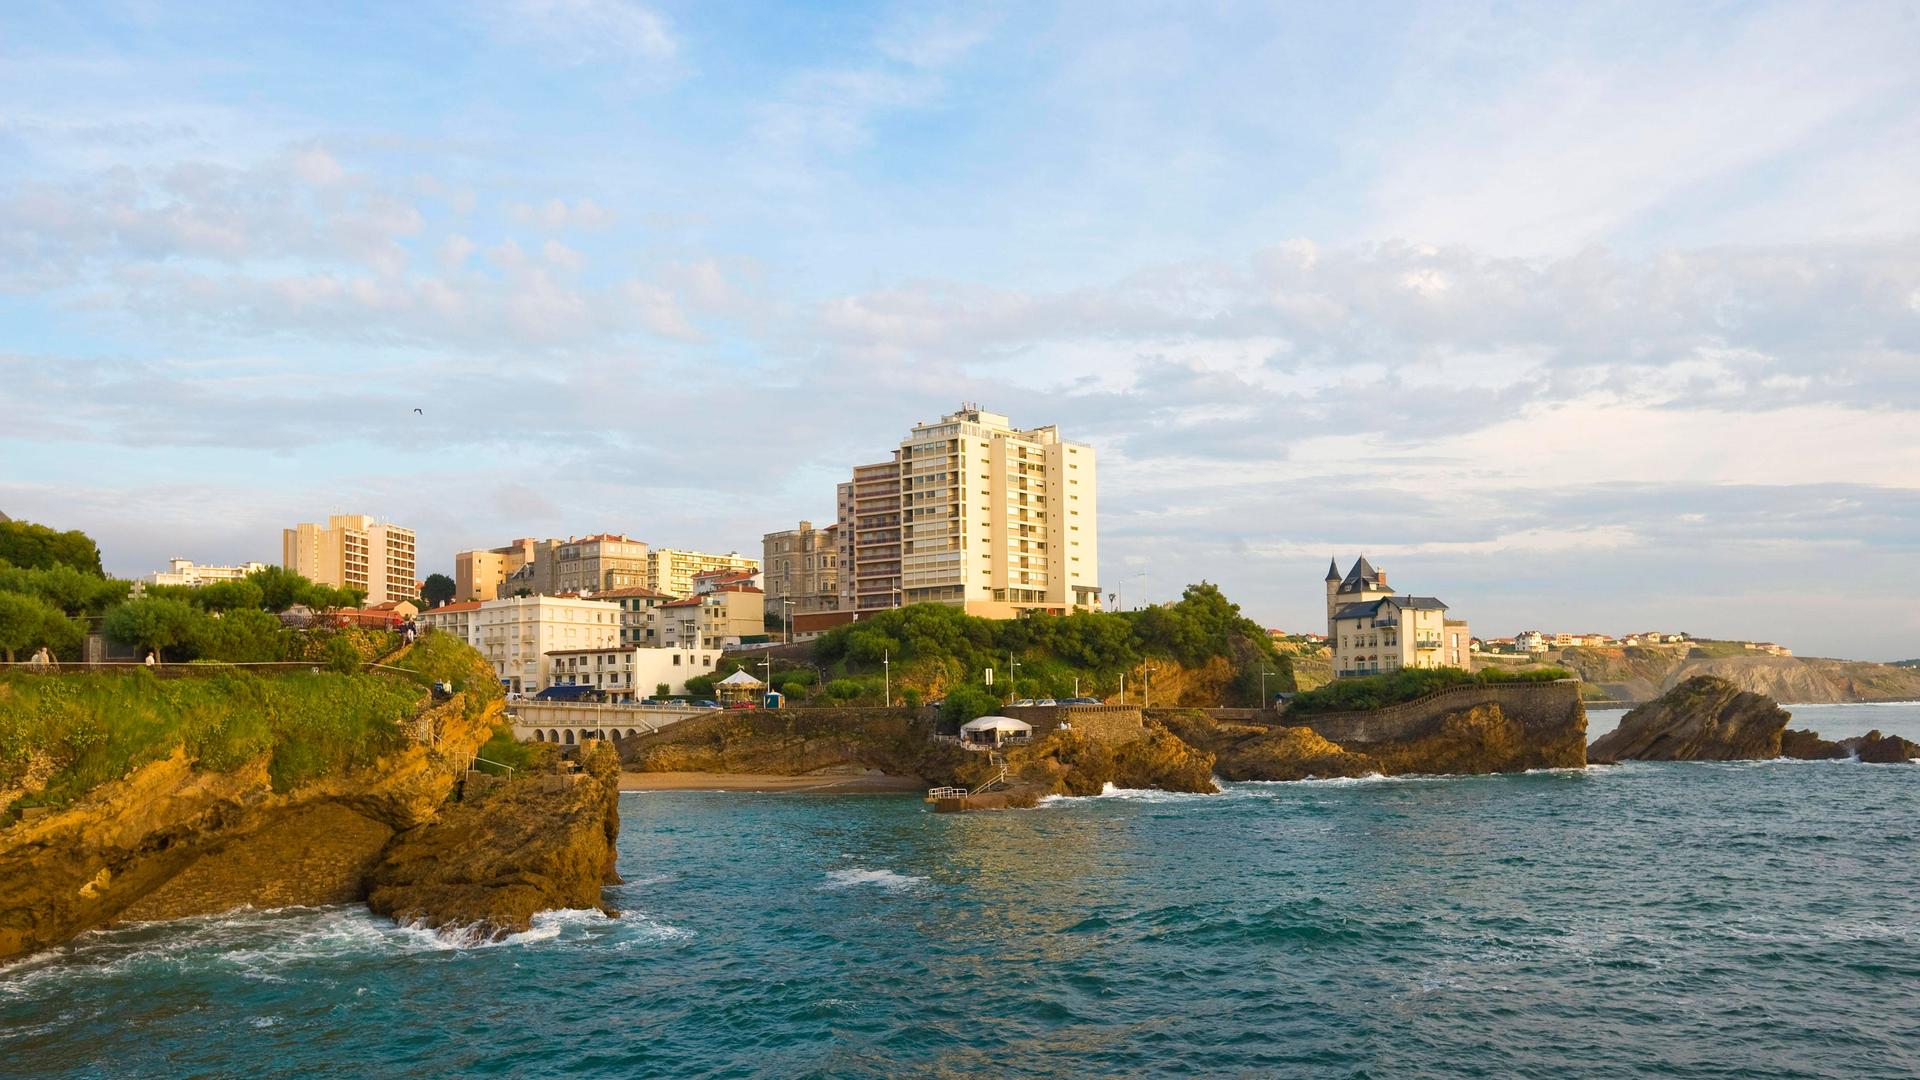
1213, 725, 1377, 782
1587, 676, 1789, 762
365, 741, 622, 940
1779, 729, 1845, 760
1837, 731, 1920, 764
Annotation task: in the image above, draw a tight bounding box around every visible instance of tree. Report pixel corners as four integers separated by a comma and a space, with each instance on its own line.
197, 608, 290, 662
421, 573, 456, 608
683, 674, 717, 699
196, 579, 265, 613
0, 520, 104, 575
0, 563, 128, 615
102, 597, 203, 660
655, 682, 671, 699
246, 566, 309, 612
0, 591, 82, 662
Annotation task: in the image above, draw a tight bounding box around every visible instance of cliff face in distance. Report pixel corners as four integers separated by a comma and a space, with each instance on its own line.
1588, 676, 1791, 762
1553, 647, 1920, 704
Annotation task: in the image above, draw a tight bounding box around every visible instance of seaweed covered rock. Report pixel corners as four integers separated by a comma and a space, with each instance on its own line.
1588, 676, 1790, 763
1113, 722, 1217, 793
365, 741, 622, 940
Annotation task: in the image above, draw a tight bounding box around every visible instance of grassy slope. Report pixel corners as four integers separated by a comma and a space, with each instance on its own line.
1, 632, 503, 813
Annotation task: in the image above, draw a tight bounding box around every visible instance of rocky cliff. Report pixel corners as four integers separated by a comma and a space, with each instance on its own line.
0, 690, 496, 961
1164, 681, 1589, 781
366, 741, 622, 939
1588, 676, 1790, 762
1555, 648, 1920, 704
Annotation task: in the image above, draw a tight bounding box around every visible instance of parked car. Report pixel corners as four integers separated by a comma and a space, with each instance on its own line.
727, 700, 758, 710
1012, 698, 1037, 707
1036, 698, 1058, 707
1062, 697, 1101, 705
926, 699, 944, 709
692, 699, 721, 709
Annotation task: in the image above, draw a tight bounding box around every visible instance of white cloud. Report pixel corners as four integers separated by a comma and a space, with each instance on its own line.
489, 0, 678, 66
509, 197, 617, 230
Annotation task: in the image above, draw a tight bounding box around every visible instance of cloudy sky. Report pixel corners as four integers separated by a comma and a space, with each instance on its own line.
3, 1, 1917, 659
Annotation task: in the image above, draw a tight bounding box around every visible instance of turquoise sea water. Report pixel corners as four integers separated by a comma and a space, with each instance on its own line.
4, 705, 1919, 1079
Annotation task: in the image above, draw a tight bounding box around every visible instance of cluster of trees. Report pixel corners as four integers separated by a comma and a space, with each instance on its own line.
0, 519, 378, 664
1283, 665, 1574, 715
810, 582, 1293, 709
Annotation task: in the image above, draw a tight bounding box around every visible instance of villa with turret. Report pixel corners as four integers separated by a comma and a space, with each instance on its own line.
1325, 557, 1473, 678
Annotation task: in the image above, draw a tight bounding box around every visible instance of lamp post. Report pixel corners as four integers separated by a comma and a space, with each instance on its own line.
757, 658, 771, 706
1142, 660, 1153, 708
1007, 652, 1022, 705
781, 598, 795, 645
1260, 670, 1279, 711
883, 649, 891, 708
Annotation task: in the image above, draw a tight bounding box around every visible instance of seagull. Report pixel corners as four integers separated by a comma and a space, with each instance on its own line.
413, 408, 423, 415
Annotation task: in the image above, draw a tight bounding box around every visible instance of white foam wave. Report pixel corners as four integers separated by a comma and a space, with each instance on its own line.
0, 904, 686, 996
822, 867, 927, 893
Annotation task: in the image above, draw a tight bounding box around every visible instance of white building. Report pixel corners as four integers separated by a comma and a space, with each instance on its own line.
419, 594, 620, 693
148, 558, 270, 587
838, 404, 1101, 619
544, 645, 721, 698
1325, 556, 1473, 678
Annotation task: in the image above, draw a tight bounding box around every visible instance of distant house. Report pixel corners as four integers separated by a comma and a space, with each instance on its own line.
1515, 630, 1549, 654
1324, 556, 1471, 678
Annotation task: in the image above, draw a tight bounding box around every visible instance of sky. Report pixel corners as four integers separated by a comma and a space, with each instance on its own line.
1, 1, 1917, 660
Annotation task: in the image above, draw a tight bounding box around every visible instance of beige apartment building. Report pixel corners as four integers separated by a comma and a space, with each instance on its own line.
282, 514, 417, 604
837, 405, 1101, 619
1325, 557, 1472, 678
762, 521, 840, 625
646, 547, 760, 599
593, 585, 676, 648
653, 586, 765, 650
148, 558, 270, 587
418, 594, 620, 694
454, 538, 538, 602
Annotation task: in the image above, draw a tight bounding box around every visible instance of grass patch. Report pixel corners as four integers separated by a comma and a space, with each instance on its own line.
0, 668, 425, 811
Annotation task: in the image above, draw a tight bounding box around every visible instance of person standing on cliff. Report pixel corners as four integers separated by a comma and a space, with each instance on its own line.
144, 651, 157, 668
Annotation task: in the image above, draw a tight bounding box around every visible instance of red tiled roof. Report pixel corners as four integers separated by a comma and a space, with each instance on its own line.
713, 585, 763, 594
593, 586, 674, 599
426, 600, 484, 613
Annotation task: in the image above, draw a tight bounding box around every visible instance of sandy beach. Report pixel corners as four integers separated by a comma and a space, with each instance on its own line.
619, 770, 927, 794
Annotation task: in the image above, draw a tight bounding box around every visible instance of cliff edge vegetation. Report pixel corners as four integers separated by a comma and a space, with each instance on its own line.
787, 582, 1293, 718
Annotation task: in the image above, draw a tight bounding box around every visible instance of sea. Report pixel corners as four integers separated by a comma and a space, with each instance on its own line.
4, 702, 1919, 1079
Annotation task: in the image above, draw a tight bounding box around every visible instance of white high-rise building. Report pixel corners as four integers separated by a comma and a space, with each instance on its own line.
418, 594, 621, 694
282, 514, 417, 604
839, 405, 1100, 618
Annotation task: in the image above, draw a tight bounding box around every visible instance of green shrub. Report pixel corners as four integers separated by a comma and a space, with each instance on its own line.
323, 635, 363, 674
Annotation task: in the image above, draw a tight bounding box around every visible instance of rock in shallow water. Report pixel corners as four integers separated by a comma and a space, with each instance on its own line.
364, 741, 622, 939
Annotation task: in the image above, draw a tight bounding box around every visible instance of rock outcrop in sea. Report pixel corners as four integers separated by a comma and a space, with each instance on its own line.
1168, 680, 1590, 781
1587, 676, 1790, 762
366, 741, 622, 939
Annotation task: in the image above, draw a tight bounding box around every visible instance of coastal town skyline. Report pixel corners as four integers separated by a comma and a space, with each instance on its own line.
3, 3, 1917, 660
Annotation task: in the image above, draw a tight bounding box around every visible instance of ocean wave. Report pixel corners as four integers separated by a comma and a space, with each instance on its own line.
821, 867, 927, 893
0, 905, 684, 997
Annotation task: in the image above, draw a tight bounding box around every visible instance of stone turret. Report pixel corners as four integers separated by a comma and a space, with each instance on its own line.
1326, 555, 1395, 633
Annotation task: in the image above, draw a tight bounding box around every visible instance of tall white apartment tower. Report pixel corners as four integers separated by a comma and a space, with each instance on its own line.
894, 405, 1100, 617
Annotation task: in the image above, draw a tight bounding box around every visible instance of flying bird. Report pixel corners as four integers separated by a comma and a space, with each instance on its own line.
413, 408, 423, 415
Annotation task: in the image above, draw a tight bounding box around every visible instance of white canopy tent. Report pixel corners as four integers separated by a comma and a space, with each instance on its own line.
959, 715, 1033, 747
715, 668, 766, 705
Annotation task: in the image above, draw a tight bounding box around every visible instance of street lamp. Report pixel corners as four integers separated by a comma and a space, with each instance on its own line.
1007, 652, 1022, 704
781, 598, 795, 644
757, 658, 772, 706
1260, 670, 1280, 711
1142, 660, 1154, 708
883, 648, 891, 708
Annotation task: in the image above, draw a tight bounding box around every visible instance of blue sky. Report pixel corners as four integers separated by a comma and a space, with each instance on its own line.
2, 1, 1918, 659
